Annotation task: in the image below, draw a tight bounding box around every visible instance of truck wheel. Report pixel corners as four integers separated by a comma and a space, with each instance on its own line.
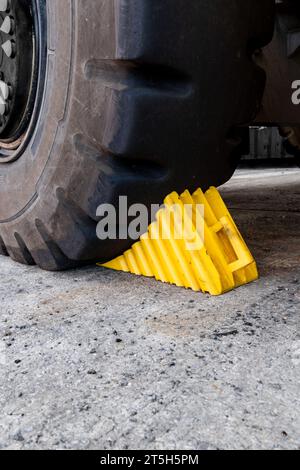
0, 0, 274, 270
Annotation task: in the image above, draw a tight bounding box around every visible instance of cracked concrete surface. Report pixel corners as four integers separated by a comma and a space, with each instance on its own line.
0, 167, 299, 450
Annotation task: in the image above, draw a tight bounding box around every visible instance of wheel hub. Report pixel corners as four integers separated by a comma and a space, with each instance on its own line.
0, 0, 35, 142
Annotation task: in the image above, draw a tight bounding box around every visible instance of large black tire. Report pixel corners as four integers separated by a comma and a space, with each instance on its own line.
0, 0, 274, 270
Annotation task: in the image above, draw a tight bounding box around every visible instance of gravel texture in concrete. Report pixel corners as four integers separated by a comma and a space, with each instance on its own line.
0, 167, 300, 450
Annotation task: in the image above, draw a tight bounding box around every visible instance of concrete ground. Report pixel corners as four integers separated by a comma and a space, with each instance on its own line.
0, 166, 299, 450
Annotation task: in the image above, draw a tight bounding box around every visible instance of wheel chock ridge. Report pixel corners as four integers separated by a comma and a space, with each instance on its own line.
100, 187, 258, 296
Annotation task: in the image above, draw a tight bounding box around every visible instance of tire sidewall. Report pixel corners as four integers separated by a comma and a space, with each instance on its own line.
0, 0, 73, 222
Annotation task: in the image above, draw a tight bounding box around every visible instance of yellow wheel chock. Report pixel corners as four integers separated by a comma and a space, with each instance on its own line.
100, 187, 258, 295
